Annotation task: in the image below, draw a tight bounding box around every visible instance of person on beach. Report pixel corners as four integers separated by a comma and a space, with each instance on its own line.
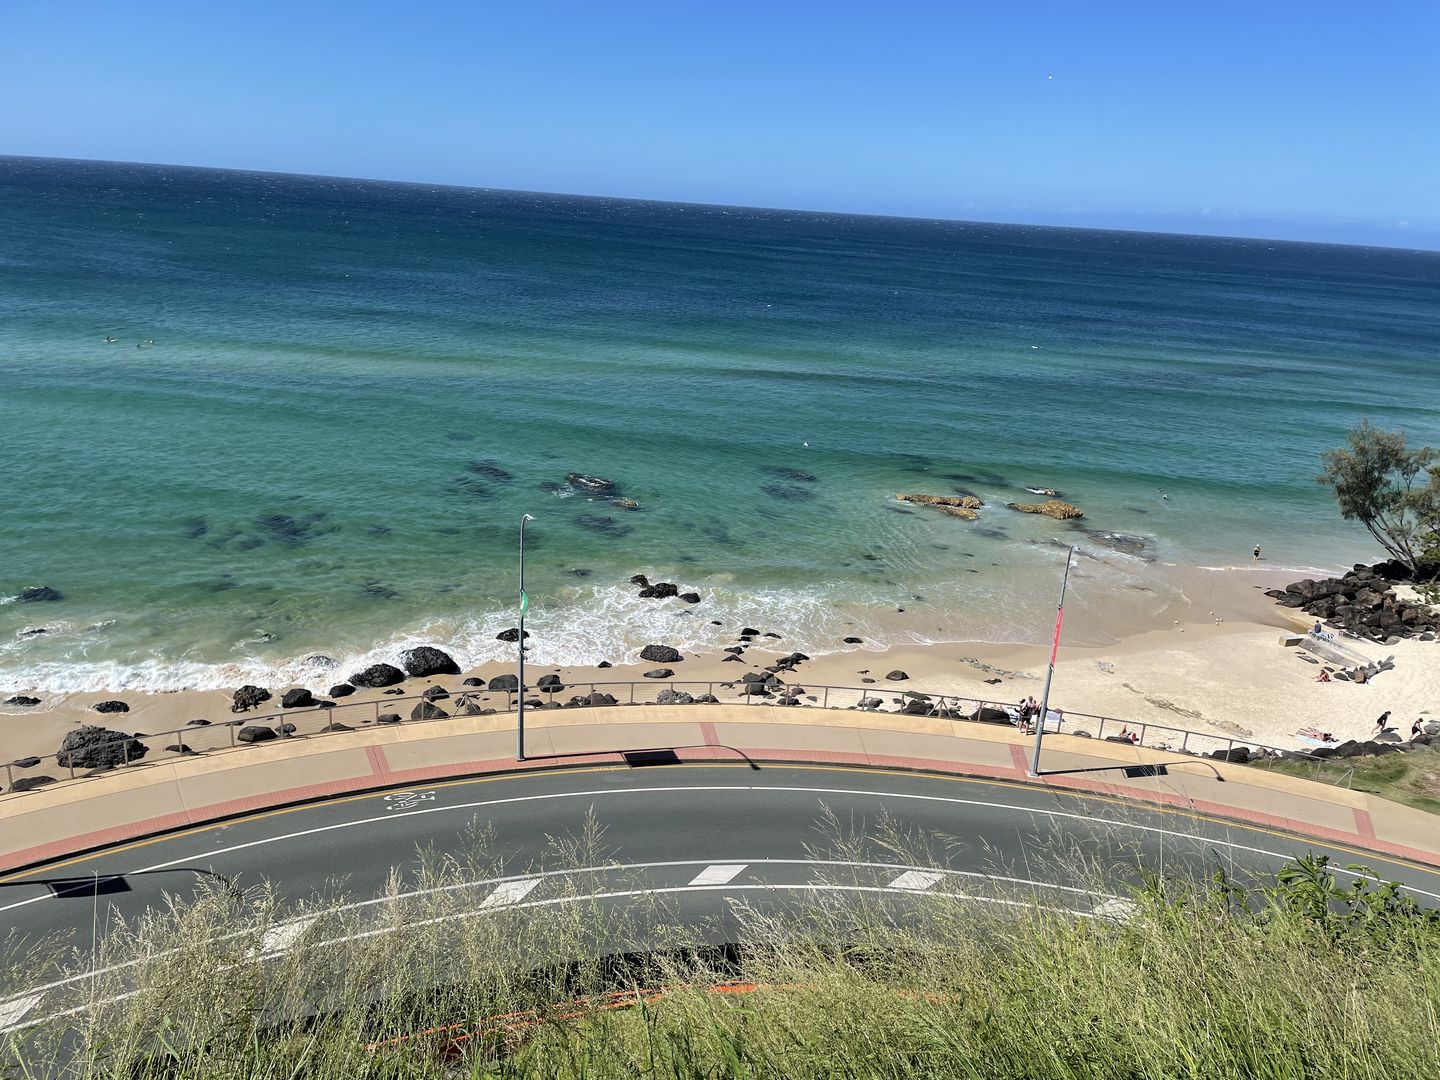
1253, 544, 1262, 562
1413, 720, 1423, 739
1374, 711, 1391, 736
1315, 670, 1331, 683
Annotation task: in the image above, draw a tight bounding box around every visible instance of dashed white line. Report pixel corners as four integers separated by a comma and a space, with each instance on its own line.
888, 870, 943, 891
687, 864, 747, 886
478, 878, 540, 908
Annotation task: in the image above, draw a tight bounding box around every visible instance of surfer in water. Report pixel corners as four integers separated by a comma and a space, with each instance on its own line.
103, 335, 116, 344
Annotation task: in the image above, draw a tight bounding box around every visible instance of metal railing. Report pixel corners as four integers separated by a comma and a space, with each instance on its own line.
1, 677, 1321, 797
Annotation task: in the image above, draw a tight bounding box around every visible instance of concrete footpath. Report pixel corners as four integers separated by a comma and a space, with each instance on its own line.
1, 705, 1436, 874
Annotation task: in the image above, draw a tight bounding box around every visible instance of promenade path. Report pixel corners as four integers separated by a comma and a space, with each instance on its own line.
3, 704, 1436, 874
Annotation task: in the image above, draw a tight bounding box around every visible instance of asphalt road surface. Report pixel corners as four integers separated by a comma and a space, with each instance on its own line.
4, 763, 1439, 1036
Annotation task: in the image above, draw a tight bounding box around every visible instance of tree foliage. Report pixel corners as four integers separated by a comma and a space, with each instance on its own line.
1318, 420, 1439, 574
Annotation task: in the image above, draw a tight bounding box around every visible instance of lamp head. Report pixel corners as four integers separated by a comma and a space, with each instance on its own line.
522, 513, 535, 522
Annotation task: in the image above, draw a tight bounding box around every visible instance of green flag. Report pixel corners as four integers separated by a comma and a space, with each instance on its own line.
519, 589, 530, 619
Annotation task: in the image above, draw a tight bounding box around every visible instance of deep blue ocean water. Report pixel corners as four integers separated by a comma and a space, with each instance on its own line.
2, 157, 1438, 691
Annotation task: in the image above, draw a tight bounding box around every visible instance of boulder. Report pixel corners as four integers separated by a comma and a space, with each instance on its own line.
597, 660, 613, 668
495, 628, 531, 643
488, 674, 520, 692
10, 756, 41, 768
678, 592, 702, 604
740, 627, 761, 637
383, 687, 405, 695
329, 683, 356, 698
10, 776, 57, 792
537, 674, 565, 691
1007, 499, 1084, 520
638, 582, 679, 599
971, 706, 1009, 724
92, 700, 129, 714
187, 718, 210, 727
738, 683, 771, 696
1211, 747, 1251, 764
640, 644, 684, 664
18, 586, 62, 602
898, 493, 984, 509
885, 670, 909, 681
350, 663, 405, 688
858, 697, 884, 709
724, 646, 745, 655
164, 744, 197, 756
656, 689, 695, 705
4, 695, 40, 707
585, 692, 618, 706
843, 637, 863, 644
376, 713, 403, 725
422, 686, 450, 700
321, 722, 353, 732
643, 668, 675, 679
695, 694, 720, 703
630, 574, 651, 587
281, 688, 315, 709
411, 701, 448, 721
236, 726, 278, 744
400, 646, 461, 677
231, 685, 271, 712
462, 677, 484, 686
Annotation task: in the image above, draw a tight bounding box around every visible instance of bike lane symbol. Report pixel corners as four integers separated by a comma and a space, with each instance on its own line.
383, 791, 437, 811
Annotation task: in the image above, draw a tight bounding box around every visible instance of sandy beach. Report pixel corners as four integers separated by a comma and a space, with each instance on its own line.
4, 561, 1436, 776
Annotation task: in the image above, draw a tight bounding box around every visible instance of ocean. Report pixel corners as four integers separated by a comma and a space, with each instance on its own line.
2, 156, 1438, 693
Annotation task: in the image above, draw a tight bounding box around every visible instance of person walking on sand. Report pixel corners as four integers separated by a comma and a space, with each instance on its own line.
1253, 544, 1261, 562
1373, 711, 1391, 736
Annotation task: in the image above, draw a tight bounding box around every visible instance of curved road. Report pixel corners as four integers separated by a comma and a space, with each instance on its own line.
3, 762, 1440, 1033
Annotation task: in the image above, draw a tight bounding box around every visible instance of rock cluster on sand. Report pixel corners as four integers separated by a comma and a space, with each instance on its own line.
350, 663, 406, 688
231, 685, 271, 713
1006, 499, 1084, 520
1266, 561, 1439, 642
57, 726, 147, 769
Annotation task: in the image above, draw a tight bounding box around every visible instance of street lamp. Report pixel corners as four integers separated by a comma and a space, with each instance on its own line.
517, 513, 534, 762
1029, 545, 1075, 777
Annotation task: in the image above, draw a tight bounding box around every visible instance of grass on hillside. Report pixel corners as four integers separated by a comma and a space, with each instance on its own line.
4, 818, 1440, 1078
1258, 741, 1440, 816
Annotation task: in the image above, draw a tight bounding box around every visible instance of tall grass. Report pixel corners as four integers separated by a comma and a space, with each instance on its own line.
4, 817, 1439, 1079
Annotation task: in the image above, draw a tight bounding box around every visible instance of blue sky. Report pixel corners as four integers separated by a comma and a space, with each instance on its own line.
3, 1, 1437, 248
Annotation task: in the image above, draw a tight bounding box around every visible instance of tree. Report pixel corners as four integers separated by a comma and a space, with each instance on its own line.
1317, 420, 1439, 575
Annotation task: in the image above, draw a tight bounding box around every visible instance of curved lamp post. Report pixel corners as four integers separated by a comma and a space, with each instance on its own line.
517, 513, 534, 761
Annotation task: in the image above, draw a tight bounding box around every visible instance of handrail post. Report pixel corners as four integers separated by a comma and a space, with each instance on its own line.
4, 763, 12, 790
629, 683, 635, 705
823, 686, 829, 709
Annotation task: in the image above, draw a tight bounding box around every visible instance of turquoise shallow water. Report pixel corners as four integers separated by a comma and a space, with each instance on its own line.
2, 157, 1438, 691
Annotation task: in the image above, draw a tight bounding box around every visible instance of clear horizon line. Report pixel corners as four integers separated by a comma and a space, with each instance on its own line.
5, 152, 1438, 256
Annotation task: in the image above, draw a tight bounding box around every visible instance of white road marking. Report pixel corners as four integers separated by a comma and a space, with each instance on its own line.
1092, 898, 1139, 923
688, 864, 746, 886
5, 782, 1435, 918
888, 870, 943, 891
478, 878, 540, 908
258, 916, 315, 955
0, 992, 42, 1029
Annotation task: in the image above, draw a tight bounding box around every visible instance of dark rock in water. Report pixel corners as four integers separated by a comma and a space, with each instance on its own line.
422, 686, 450, 701
237, 725, 278, 743
569, 568, 593, 578
678, 592, 701, 604
496, 628, 531, 643
367, 524, 393, 537
467, 460, 515, 484
488, 674, 520, 691
740, 627, 760, 637
711, 620, 723, 626
55, 726, 147, 768
598, 660, 613, 668
350, 663, 405, 688
4, 695, 40, 707
576, 513, 633, 537
401, 646, 461, 677
640, 644, 683, 664
10, 776, 57, 792
181, 517, 209, 539
760, 482, 816, 501
257, 512, 333, 547
383, 687, 405, 695
360, 581, 401, 601
304, 654, 338, 670
329, 684, 356, 698
638, 582, 679, 599
763, 466, 818, 483
18, 586, 63, 602
187, 718, 211, 726
567, 473, 621, 495
885, 670, 909, 681
376, 713, 403, 725
446, 431, 475, 442
656, 688, 695, 705
843, 636, 863, 644
1083, 531, 1152, 559
643, 668, 675, 679
281, 688, 315, 709
411, 701, 448, 721
462, 677, 484, 686
93, 700, 130, 714
763, 632, 782, 639
10, 756, 41, 768
630, 574, 651, 587
18, 627, 49, 637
